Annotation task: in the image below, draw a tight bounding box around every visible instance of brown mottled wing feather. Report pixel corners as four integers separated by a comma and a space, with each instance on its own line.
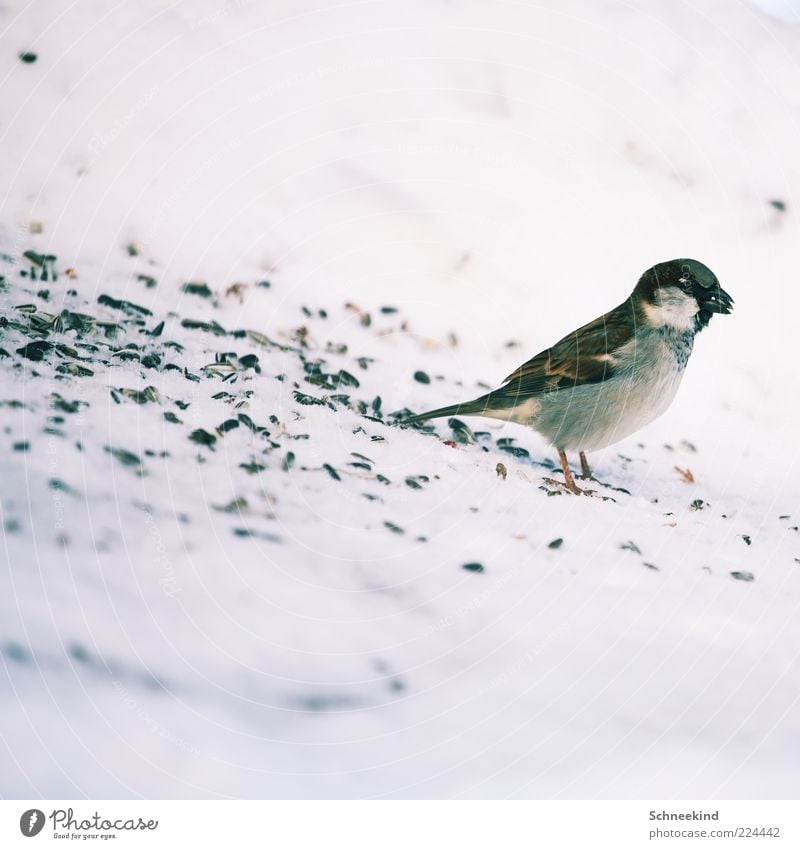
499, 298, 637, 397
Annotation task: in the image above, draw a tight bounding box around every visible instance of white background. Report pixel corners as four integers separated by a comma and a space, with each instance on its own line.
1, 0, 799, 800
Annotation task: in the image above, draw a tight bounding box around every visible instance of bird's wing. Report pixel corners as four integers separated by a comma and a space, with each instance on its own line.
500, 300, 637, 396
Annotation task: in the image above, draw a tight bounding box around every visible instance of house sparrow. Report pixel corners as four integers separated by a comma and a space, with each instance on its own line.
404, 258, 733, 494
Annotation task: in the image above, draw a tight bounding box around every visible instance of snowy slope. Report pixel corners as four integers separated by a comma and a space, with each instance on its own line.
1, 0, 799, 799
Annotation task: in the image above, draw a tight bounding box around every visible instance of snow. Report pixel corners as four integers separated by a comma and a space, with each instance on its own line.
1, 0, 799, 799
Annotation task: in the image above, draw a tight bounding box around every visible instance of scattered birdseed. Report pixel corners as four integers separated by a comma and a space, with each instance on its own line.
621, 540, 642, 554
322, 463, 341, 481
462, 562, 484, 573
16, 340, 52, 361
741, 534, 752, 546
98, 293, 152, 316
731, 571, 754, 582
496, 437, 529, 458
384, 521, 404, 534
240, 460, 266, 475
548, 538, 563, 549
496, 463, 507, 479
189, 429, 217, 448
105, 446, 144, 472
414, 370, 431, 384
183, 282, 213, 298
19, 52, 37, 63
448, 418, 475, 444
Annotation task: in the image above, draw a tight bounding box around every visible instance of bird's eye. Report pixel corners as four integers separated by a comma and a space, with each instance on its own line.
678, 275, 693, 291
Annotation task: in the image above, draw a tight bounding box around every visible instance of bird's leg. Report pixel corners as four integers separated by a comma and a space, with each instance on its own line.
579, 451, 593, 480
541, 450, 595, 496
558, 449, 585, 495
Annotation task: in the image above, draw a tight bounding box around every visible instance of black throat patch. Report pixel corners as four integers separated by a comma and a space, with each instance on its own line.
660, 326, 696, 369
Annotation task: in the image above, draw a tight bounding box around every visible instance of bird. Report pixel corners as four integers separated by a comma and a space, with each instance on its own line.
403, 258, 733, 494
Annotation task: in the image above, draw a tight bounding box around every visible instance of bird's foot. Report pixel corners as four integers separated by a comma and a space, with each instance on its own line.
541, 477, 596, 497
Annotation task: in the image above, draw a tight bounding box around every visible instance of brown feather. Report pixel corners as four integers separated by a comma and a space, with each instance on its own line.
500, 297, 640, 396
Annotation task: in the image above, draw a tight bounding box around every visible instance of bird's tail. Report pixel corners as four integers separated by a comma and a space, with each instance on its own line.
403, 394, 494, 424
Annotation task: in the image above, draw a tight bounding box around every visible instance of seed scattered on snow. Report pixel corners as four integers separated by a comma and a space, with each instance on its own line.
496, 437, 529, 458
413, 370, 431, 384
181, 317, 227, 336
282, 452, 295, 472
690, 499, 706, 511
322, 463, 340, 481
115, 386, 161, 405
182, 282, 213, 298
496, 463, 507, 479
731, 571, 754, 582
215, 497, 248, 514
189, 429, 217, 448
548, 538, 563, 549
621, 540, 642, 554
49, 479, 73, 493
741, 534, 752, 546
447, 417, 476, 445
293, 390, 332, 408
105, 446, 144, 473
384, 521, 404, 534
98, 293, 152, 316
462, 562, 484, 573
240, 460, 266, 475
16, 340, 52, 361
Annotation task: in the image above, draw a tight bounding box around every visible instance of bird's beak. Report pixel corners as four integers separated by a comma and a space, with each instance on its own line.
699, 285, 733, 315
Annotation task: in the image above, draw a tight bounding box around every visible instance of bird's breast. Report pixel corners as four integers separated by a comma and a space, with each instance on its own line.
532, 329, 693, 451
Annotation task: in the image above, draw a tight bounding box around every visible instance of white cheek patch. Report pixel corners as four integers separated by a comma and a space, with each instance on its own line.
643, 287, 699, 330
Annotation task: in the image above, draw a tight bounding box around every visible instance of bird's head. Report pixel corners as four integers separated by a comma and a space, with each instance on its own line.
634, 258, 733, 332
